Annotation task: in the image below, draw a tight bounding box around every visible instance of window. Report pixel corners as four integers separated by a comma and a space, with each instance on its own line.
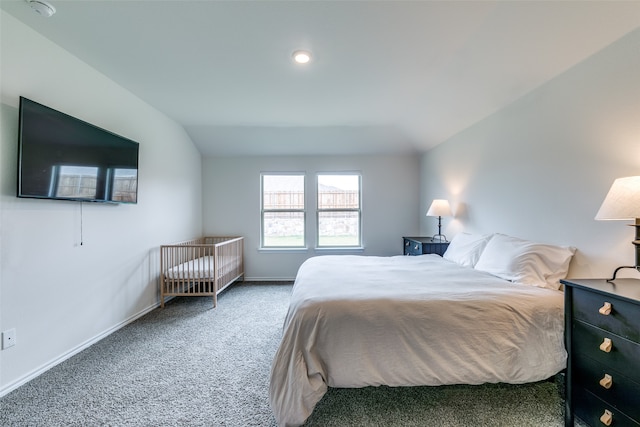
51, 165, 138, 202
317, 174, 361, 247
261, 174, 305, 248
110, 168, 138, 203
53, 165, 99, 198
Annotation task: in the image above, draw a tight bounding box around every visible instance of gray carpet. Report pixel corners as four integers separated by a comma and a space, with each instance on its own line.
1, 283, 567, 426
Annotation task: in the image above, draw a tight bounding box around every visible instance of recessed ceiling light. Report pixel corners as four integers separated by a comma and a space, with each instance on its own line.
27, 0, 56, 17
292, 50, 311, 65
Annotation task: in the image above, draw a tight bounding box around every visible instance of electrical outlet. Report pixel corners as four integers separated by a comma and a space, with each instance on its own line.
2, 329, 16, 349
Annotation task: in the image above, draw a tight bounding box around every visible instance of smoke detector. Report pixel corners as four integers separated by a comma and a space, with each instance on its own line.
27, 0, 56, 17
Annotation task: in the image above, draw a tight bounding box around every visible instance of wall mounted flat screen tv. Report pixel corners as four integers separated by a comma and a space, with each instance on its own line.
17, 97, 139, 204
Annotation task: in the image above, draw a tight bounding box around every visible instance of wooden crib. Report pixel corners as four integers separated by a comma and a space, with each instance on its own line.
160, 236, 244, 308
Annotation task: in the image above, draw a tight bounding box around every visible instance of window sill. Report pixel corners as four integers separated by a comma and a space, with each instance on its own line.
257, 247, 365, 254
314, 246, 365, 254
258, 247, 309, 254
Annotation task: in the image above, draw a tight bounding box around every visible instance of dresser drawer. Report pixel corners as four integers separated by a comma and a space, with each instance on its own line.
573, 321, 640, 385
573, 387, 640, 427
422, 242, 448, 256
574, 353, 640, 420
573, 288, 640, 342
403, 238, 449, 256
404, 239, 422, 255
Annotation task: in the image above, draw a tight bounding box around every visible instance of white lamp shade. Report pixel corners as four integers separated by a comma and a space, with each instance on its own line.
595, 176, 640, 220
426, 199, 452, 217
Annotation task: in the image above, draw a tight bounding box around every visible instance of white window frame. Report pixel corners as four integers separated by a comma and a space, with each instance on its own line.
260, 173, 306, 250
316, 173, 362, 248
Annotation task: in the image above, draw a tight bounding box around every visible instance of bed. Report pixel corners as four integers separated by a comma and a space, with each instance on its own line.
269, 233, 575, 427
160, 236, 244, 308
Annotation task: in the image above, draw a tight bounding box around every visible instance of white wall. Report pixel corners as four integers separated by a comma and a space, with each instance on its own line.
203, 155, 420, 280
0, 12, 203, 395
420, 28, 640, 280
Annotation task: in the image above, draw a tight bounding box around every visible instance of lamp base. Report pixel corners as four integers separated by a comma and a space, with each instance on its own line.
607, 222, 640, 282
607, 265, 640, 282
431, 234, 448, 243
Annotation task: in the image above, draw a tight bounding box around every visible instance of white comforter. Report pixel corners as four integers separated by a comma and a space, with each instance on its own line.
269, 255, 566, 427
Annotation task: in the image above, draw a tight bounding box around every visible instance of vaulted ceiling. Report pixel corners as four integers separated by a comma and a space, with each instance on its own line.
2, 0, 639, 156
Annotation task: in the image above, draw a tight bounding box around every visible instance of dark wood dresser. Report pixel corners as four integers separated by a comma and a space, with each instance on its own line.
561, 278, 640, 427
403, 236, 449, 256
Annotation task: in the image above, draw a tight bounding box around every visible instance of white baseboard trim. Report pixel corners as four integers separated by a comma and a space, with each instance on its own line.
0, 281, 290, 397
0, 302, 160, 398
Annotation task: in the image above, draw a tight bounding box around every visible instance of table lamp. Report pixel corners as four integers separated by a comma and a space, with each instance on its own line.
595, 176, 640, 281
426, 199, 452, 243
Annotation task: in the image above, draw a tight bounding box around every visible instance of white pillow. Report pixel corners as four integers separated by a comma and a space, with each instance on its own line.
473, 233, 576, 290
443, 233, 492, 267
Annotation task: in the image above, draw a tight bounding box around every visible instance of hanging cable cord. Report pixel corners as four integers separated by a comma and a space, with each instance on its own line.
80, 201, 84, 246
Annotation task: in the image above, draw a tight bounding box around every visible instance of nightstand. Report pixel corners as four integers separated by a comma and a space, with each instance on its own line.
403, 237, 449, 256
561, 278, 640, 427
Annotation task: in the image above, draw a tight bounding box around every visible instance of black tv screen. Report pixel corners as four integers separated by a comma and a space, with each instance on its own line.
17, 97, 139, 204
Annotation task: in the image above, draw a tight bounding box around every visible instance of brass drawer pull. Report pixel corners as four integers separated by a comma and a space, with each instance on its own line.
599, 374, 613, 389
600, 409, 613, 426
599, 337, 613, 353
599, 302, 612, 315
